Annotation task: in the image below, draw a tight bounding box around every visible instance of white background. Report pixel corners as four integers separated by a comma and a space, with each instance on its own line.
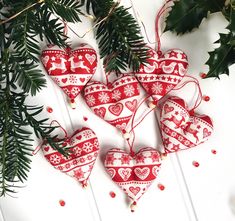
1, 0, 235, 221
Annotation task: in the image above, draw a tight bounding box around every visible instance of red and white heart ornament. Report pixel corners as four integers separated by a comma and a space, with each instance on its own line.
136, 47, 188, 106
41, 43, 97, 109
160, 96, 213, 153
42, 127, 100, 187
83, 74, 142, 134
105, 147, 162, 211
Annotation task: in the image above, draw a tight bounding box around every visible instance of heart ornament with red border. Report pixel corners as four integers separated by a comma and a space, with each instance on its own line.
83, 74, 141, 131
160, 96, 213, 153
41, 44, 97, 106
136, 48, 188, 104
42, 127, 99, 187
105, 147, 162, 207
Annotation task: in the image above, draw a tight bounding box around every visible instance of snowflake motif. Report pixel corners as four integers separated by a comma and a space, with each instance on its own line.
124, 85, 135, 97
120, 154, 131, 165
93, 139, 99, 148
63, 88, 70, 96
135, 153, 146, 163
112, 89, 121, 101
150, 151, 160, 162
83, 130, 93, 139
87, 155, 92, 161
69, 75, 77, 84
98, 92, 110, 103
86, 95, 96, 106
166, 84, 174, 93
165, 127, 170, 133
151, 82, 163, 94
72, 159, 78, 165
71, 87, 80, 96
65, 163, 71, 169
50, 154, 61, 164
57, 165, 63, 170
73, 146, 82, 156
142, 83, 149, 91
171, 131, 177, 137
80, 157, 85, 163
74, 168, 85, 179
106, 153, 116, 165
178, 136, 184, 142
53, 77, 60, 85
82, 142, 93, 153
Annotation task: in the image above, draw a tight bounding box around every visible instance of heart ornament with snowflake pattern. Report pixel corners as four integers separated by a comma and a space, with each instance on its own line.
160, 96, 213, 153
41, 44, 97, 106
135, 48, 188, 104
83, 74, 141, 131
42, 127, 99, 187
104, 147, 162, 208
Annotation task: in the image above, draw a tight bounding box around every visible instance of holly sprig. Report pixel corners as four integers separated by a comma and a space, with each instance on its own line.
165, 0, 235, 78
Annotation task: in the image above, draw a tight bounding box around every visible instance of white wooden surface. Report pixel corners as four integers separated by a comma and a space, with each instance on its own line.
1, 1, 235, 220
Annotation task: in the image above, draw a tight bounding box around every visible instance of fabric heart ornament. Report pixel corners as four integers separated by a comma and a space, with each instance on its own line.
83, 75, 141, 131
41, 43, 97, 105
104, 147, 162, 208
42, 127, 99, 187
160, 96, 213, 153
135, 48, 188, 104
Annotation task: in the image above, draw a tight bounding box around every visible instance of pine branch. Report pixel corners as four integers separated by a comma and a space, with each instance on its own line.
87, 0, 149, 73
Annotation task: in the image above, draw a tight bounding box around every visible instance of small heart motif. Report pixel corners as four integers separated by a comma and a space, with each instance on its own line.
80, 78, 85, 83
134, 167, 150, 180
41, 44, 97, 101
160, 96, 213, 153
44, 146, 50, 152
108, 103, 123, 116
203, 128, 211, 138
83, 75, 141, 131
94, 107, 106, 118
85, 54, 96, 64
164, 104, 174, 114
104, 147, 162, 203
136, 48, 188, 104
129, 186, 141, 196
42, 127, 100, 187
125, 99, 137, 112
62, 78, 67, 84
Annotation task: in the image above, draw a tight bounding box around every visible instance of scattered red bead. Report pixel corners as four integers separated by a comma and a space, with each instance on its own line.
109, 191, 116, 198
200, 73, 207, 79
203, 96, 210, 102
59, 200, 66, 207
46, 106, 53, 113
211, 149, 217, 154
157, 183, 165, 191
192, 161, 200, 167
83, 116, 88, 121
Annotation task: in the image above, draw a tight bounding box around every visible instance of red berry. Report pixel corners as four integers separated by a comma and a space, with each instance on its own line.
109, 191, 116, 198
46, 106, 53, 113
157, 183, 165, 191
192, 161, 200, 167
59, 200, 65, 206
203, 96, 210, 102
211, 149, 217, 154
83, 116, 88, 121
200, 73, 207, 78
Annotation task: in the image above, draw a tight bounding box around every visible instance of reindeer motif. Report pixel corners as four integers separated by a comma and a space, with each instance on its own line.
162, 115, 185, 129
48, 57, 67, 73
162, 61, 177, 73
69, 56, 90, 72
182, 122, 199, 143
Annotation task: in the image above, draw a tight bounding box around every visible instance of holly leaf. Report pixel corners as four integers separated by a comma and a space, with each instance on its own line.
165, 0, 225, 34
206, 7, 235, 78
